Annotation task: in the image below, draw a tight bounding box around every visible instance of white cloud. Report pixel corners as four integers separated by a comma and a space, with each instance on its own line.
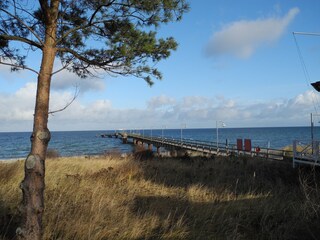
0, 65, 16, 81
0, 84, 318, 131
206, 7, 300, 58
147, 95, 176, 109
51, 67, 105, 92
0, 82, 36, 121
180, 96, 213, 109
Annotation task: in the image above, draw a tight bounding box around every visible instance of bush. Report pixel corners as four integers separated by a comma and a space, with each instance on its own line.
133, 145, 154, 160
46, 149, 60, 159
103, 148, 123, 159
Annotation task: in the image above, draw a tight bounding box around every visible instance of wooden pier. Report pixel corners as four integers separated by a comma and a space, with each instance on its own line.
104, 132, 293, 162
100, 132, 320, 167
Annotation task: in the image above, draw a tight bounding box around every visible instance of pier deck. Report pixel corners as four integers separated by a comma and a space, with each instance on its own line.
104, 132, 293, 162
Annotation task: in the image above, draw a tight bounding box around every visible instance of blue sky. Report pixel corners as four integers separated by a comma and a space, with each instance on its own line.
0, 0, 320, 131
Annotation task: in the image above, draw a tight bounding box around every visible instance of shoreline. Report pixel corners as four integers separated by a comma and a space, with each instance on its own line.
0, 154, 127, 162
0, 158, 24, 163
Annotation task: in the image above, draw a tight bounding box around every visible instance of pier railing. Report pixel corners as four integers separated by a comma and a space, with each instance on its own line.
120, 133, 293, 162
293, 140, 320, 167
102, 132, 320, 167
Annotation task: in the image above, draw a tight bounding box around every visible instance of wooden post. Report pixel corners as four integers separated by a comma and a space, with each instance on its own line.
293, 140, 297, 168
237, 139, 243, 156
122, 133, 128, 144
157, 146, 160, 155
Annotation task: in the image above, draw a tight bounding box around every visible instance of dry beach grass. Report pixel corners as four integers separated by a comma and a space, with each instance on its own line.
0, 152, 320, 239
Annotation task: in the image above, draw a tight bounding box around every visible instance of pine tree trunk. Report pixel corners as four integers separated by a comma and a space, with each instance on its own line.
17, 24, 57, 239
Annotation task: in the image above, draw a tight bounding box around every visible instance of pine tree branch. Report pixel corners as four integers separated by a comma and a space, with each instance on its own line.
0, 7, 44, 46
57, 46, 114, 66
48, 86, 79, 115
88, 1, 116, 24
0, 34, 42, 49
55, 1, 150, 46
51, 59, 74, 76
55, 20, 111, 45
0, 61, 39, 74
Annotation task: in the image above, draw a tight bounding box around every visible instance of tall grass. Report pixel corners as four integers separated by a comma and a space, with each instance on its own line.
0, 154, 319, 239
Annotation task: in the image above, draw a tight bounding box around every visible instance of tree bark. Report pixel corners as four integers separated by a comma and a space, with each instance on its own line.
17, 21, 57, 240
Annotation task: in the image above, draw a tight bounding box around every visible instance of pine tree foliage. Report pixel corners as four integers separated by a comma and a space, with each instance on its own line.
0, 0, 188, 84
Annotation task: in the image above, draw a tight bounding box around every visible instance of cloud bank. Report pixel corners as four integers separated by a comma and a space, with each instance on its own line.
206, 7, 300, 58
0, 83, 317, 131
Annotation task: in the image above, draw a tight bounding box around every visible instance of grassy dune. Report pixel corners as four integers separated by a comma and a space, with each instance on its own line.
0, 153, 320, 239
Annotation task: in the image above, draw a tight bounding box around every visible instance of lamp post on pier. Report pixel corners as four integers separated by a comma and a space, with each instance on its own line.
162, 125, 166, 144
181, 123, 186, 145
216, 120, 226, 151
310, 113, 320, 153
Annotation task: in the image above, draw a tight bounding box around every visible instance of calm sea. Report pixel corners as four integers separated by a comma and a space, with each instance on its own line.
0, 127, 319, 160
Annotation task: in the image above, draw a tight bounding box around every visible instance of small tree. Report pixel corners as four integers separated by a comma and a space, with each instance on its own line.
0, 0, 188, 239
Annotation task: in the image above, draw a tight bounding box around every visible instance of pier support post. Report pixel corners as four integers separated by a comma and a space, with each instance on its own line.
157, 146, 160, 155
122, 133, 128, 144
148, 143, 153, 151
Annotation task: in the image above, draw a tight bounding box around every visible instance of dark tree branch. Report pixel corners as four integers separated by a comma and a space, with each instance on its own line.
0, 61, 39, 74
39, 0, 50, 23
48, 85, 79, 115
55, 20, 113, 45
88, 1, 116, 24
51, 58, 74, 75
0, 34, 42, 49
57, 46, 114, 66
0, 7, 44, 45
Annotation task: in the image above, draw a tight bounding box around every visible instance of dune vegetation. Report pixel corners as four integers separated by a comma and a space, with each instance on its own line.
0, 151, 320, 239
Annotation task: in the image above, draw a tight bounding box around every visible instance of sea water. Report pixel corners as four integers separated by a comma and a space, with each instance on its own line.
0, 127, 319, 160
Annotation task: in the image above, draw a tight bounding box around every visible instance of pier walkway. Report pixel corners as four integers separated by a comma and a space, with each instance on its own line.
105, 132, 293, 162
